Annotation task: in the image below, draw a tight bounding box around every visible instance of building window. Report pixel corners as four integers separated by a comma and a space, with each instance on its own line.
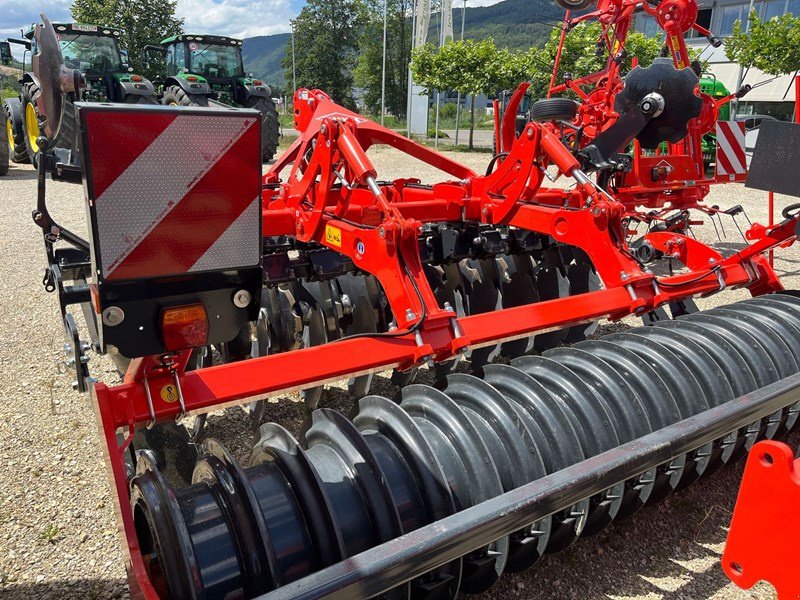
761, 0, 786, 19
635, 13, 663, 38
687, 8, 713, 38
720, 4, 750, 35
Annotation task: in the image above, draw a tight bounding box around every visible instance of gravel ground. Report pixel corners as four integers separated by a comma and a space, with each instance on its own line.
0, 148, 798, 600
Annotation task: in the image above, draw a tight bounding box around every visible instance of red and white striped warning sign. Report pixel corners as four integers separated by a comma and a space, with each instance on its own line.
81, 107, 261, 281
715, 121, 747, 181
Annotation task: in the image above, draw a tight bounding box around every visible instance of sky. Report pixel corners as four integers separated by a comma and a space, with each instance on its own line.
0, 0, 503, 43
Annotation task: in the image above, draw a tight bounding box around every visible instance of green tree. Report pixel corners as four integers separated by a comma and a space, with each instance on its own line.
726, 12, 800, 76
413, 38, 521, 148
354, 0, 412, 118
71, 0, 183, 72
282, 0, 363, 108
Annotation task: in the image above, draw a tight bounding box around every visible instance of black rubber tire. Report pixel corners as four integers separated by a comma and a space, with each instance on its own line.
0, 108, 8, 176
21, 81, 44, 168
531, 98, 580, 123
554, 0, 595, 9
161, 85, 209, 107
124, 94, 159, 105
246, 96, 280, 162
4, 99, 29, 163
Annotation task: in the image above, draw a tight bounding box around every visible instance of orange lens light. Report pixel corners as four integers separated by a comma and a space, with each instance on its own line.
186, 75, 199, 82
252, 80, 263, 86
160, 304, 209, 351
131, 74, 143, 82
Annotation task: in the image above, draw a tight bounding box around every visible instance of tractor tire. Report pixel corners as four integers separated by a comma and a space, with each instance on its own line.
161, 85, 209, 107
553, 0, 595, 9
21, 81, 44, 168
124, 94, 159, 105
0, 111, 8, 176
531, 98, 580, 123
246, 96, 280, 162
4, 99, 29, 163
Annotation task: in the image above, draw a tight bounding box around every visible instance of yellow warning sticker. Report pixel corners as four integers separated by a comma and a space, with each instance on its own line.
325, 224, 342, 247
160, 384, 179, 403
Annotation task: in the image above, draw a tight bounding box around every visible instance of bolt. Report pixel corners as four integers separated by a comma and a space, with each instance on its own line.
443, 302, 455, 312
233, 289, 252, 308
321, 124, 327, 135
379, 226, 386, 239
620, 272, 628, 281
405, 308, 416, 321
708, 257, 716, 264
102, 306, 125, 327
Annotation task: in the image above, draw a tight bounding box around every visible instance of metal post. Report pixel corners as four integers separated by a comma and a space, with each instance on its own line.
406, 0, 417, 132
291, 20, 297, 93
381, 0, 388, 125
434, 0, 443, 146
732, 0, 758, 119
454, 0, 466, 146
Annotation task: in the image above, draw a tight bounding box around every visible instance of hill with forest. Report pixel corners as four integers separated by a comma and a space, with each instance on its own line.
242, 0, 564, 89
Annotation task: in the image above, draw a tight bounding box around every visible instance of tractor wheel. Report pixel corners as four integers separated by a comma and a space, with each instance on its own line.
161, 85, 209, 107
0, 111, 8, 176
553, 0, 595, 9
245, 96, 280, 162
123, 94, 159, 105
4, 99, 29, 163
531, 98, 580, 123
21, 81, 44, 167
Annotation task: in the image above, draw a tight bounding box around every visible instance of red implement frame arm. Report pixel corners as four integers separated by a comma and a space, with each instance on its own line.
91, 91, 799, 599
722, 440, 800, 598
542, 0, 740, 217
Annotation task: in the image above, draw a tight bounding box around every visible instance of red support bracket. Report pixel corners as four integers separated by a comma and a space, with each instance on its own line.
722, 440, 800, 598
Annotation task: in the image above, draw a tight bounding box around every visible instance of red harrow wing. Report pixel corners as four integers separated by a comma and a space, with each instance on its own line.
25, 12, 800, 600
496, 0, 754, 238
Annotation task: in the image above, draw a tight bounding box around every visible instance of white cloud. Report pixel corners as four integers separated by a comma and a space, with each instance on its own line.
177, 0, 296, 38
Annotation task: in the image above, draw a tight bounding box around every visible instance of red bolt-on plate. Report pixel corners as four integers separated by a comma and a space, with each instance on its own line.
722, 440, 800, 599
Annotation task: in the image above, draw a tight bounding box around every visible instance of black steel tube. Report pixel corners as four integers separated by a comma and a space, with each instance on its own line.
259, 372, 800, 600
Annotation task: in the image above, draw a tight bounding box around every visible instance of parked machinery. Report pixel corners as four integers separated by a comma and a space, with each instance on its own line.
4, 21, 157, 177
497, 0, 754, 239
27, 8, 800, 600
141, 34, 281, 162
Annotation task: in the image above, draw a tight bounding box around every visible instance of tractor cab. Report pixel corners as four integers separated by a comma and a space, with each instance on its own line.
142, 33, 281, 161
24, 23, 154, 103
146, 34, 269, 106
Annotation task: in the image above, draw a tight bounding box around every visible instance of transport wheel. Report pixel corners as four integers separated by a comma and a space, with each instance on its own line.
531, 98, 580, 123
4, 99, 29, 163
246, 96, 280, 162
0, 108, 7, 176
21, 81, 44, 167
161, 85, 209, 107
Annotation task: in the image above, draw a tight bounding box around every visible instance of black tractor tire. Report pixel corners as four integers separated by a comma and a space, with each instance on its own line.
21, 81, 45, 168
4, 99, 29, 163
124, 94, 159, 105
0, 110, 8, 176
553, 0, 595, 10
246, 96, 280, 162
531, 98, 580, 123
162, 85, 209, 107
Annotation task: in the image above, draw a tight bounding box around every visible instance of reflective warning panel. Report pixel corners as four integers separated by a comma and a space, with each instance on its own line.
78, 103, 262, 282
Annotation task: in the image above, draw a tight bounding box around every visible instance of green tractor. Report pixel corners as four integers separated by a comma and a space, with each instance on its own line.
143, 34, 280, 162
699, 74, 731, 168
4, 22, 157, 168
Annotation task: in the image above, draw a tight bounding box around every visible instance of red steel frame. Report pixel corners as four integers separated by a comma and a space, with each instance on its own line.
91, 87, 800, 598
722, 440, 800, 598
511, 0, 745, 226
